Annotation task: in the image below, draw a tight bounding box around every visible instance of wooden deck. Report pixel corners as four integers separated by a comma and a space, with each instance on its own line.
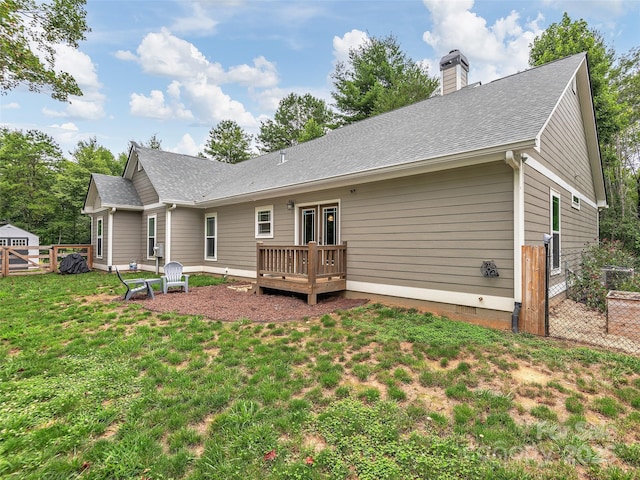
256, 242, 347, 305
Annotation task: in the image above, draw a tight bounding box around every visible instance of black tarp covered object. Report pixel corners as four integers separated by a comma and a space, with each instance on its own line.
59, 253, 91, 274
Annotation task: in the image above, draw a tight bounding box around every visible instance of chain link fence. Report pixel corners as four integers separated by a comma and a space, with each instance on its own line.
547, 246, 640, 355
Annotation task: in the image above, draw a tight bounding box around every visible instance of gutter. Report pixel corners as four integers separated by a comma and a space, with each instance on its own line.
199, 140, 538, 208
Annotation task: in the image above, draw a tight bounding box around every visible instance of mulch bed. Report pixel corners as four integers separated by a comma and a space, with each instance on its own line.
127, 283, 369, 322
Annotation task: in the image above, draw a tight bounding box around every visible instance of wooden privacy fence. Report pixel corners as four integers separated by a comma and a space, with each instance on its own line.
0, 245, 93, 277
256, 241, 347, 305
520, 245, 547, 335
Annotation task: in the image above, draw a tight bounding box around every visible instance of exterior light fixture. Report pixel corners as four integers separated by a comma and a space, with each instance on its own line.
287, 200, 295, 211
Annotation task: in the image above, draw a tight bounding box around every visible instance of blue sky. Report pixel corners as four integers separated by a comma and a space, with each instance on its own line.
1, 0, 639, 158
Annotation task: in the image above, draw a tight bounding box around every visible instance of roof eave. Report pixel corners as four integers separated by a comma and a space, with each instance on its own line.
197, 140, 537, 208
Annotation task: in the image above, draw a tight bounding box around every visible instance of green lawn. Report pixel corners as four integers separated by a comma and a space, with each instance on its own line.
1, 272, 640, 479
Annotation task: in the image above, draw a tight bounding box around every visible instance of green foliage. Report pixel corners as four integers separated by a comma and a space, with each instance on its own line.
0, 128, 62, 240
2, 277, 640, 478
0, 0, 89, 101
529, 12, 623, 146
331, 34, 439, 125
614, 442, 640, 466
203, 119, 253, 163
257, 93, 335, 153
569, 241, 638, 312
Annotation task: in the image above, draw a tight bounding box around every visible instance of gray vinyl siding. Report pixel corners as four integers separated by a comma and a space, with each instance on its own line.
171, 208, 204, 266
131, 166, 159, 205
343, 162, 514, 297
141, 208, 165, 267
194, 162, 513, 297
92, 214, 107, 267
112, 211, 142, 265
441, 67, 466, 95
202, 201, 296, 272
523, 80, 599, 248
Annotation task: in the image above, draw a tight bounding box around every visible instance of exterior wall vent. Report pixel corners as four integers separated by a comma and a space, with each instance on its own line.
455, 305, 477, 315
439, 49, 469, 95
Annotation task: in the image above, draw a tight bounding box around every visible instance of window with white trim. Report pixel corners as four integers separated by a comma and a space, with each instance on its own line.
0, 239, 7, 246
572, 194, 580, 210
96, 217, 103, 258
205, 214, 217, 260
147, 214, 156, 259
255, 206, 274, 238
550, 190, 561, 274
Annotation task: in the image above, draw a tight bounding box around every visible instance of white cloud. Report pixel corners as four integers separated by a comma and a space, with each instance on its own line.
227, 56, 279, 88
130, 89, 194, 121
171, 2, 218, 35
1, 102, 20, 110
179, 74, 257, 128
136, 28, 212, 79
42, 45, 107, 120
169, 133, 202, 156
122, 28, 278, 128
332, 29, 369, 66
422, 0, 543, 83
115, 50, 137, 61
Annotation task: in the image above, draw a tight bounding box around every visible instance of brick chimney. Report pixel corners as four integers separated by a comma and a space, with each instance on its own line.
439, 49, 469, 95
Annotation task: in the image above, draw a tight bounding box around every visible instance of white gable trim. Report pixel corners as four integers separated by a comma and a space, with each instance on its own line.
524, 154, 598, 210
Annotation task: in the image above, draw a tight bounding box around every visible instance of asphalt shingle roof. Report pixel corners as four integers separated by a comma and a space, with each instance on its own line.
92, 173, 142, 207
128, 53, 586, 206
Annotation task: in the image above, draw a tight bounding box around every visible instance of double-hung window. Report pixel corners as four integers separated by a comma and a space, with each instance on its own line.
255, 206, 273, 238
96, 217, 103, 258
147, 215, 156, 259
205, 214, 217, 260
550, 190, 561, 274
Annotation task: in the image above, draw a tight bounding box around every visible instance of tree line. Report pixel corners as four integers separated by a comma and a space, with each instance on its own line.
1, 2, 639, 254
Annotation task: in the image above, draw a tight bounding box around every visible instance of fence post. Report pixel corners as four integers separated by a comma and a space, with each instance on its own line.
521, 245, 546, 336
1, 247, 6, 277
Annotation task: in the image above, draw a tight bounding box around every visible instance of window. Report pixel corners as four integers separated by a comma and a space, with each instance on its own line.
205, 214, 217, 260
550, 190, 561, 274
322, 206, 338, 245
301, 208, 316, 245
572, 194, 580, 210
299, 202, 339, 245
0, 239, 6, 246
96, 217, 103, 258
147, 215, 156, 259
255, 206, 273, 238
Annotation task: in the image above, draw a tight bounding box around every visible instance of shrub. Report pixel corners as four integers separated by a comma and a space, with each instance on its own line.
569, 241, 638, 312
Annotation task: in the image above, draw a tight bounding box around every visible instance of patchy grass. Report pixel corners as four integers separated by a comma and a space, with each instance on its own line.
1, 272, 640, 479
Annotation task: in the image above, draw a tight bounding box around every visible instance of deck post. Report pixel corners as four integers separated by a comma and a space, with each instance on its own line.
256, 242, 263, 296
307, 242, 317, 305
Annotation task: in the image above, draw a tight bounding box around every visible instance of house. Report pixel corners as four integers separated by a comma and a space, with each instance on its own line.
0, 223, 40, 269
83, 52, 606, 328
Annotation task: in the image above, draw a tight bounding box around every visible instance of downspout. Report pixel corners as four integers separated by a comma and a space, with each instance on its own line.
505, 151, 524, 332
165, 203, 177, 265
107, 207, 116, 271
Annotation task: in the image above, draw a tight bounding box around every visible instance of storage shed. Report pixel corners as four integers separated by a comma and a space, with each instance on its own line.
0, 223, 40, 268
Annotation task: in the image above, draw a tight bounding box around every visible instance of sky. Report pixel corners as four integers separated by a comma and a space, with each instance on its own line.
1, 0, 639, 158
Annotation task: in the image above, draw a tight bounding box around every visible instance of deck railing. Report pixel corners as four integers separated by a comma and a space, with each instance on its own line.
257, 241, 347, 280
256, 241, 347, 304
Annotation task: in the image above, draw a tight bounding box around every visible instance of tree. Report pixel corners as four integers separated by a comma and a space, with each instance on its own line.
331, 34, 439, 125
529, 13, 635, 250
0, 128, 62, 241
204, 120, 253, 164
529, 12, 624, 146
144, 134, 162, 150
51, 138, 123, 243
257, 93, 335, 153
1, 0, 90, 101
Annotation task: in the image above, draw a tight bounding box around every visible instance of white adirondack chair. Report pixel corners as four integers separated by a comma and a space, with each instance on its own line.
161, 261, 189, 294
